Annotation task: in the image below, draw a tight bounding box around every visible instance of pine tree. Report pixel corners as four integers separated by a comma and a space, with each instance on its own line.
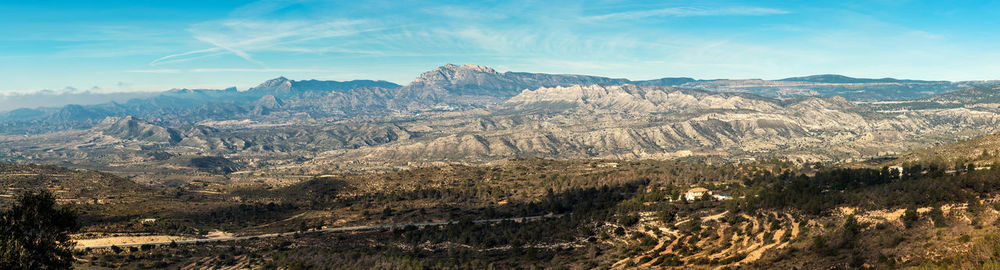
1, 190, 78, 269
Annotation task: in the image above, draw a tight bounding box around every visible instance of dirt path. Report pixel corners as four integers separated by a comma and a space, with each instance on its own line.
701, 211, 728, 222
75, 214, 560, 249
76, 235, 194, 248
1, 173, 70, 177
250, 211, 309, 229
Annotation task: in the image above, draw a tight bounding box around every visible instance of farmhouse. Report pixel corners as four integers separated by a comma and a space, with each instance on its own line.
685, 187, 709, 201
683, 187, 733, 201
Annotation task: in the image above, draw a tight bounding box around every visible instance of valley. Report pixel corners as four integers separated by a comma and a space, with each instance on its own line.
7, 151, 1000, 268
4, 64, 1000, 269
7, 1, 1000, 269
3, 65, 1000, 177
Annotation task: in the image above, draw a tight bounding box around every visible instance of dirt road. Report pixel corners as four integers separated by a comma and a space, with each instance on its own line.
76, 215, 558, 249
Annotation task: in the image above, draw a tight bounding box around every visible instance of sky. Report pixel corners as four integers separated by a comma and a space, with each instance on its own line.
2, 0, 1000, 94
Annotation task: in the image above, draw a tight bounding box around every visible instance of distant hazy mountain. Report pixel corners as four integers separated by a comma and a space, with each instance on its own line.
778, 74, 947, 84
1, 64, 995, 136
632, 77, 698, 86
0, 80, 405, 133
677, 77, 974, 101
922, 84, 1000, 104
247, 76, 401, 96
403, 64, 698, 99
0, 90, 157, 112
5, 72, 1000, 171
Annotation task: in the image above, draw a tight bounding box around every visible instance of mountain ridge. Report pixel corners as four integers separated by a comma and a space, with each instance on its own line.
0, 64, 984, 114
779, 74, 948, 84
248, 77, 401, 95
1, 64, 996, 139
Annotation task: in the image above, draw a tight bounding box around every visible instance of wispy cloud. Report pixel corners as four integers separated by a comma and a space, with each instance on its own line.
126, 69, 182, 73
150, 18, 376, 66
0, 86, 103, 96
127, 68, 328, 73
192, 36, 264, 66
586, 6, 789, 21
190, 68, 329, 73
150, 48, 228, 65
422, 6, 508, 20
19, 0, 986, 91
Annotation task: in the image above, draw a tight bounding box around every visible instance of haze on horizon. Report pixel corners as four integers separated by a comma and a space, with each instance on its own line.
2, 0, 999, 94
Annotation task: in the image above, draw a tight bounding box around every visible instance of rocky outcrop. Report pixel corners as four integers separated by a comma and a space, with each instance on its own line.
94, 116, 181, 144
249, 77, 294, 93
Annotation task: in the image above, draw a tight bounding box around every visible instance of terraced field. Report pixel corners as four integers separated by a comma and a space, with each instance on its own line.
612, 211, 805, 269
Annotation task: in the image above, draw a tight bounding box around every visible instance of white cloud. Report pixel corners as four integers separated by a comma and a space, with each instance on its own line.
0, 86, 103, 96
586, 6, 789, 21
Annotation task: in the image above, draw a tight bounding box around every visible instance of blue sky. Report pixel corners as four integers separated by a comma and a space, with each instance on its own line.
2, 0, 1000, 93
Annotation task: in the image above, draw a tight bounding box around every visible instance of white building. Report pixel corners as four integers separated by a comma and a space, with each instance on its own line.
685, 187, 709, 201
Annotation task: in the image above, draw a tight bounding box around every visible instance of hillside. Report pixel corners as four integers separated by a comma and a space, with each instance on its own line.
27, 156, 1000, 269
0, 164, 147, 206
887, 130, 1000, 167
6, 151, 1000, 269
923, 84, 1000, 104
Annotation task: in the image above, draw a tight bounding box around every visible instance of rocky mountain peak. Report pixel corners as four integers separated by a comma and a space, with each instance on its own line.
250, 76, 294, 92
411, 64, 502, 86
438, 64, 499, 74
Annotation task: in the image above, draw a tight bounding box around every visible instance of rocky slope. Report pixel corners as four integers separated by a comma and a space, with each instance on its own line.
310, 84, 1000, 169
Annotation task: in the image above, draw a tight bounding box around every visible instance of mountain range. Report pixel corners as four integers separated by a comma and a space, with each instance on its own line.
3, 64, 987, 129
2, 64, 999, 173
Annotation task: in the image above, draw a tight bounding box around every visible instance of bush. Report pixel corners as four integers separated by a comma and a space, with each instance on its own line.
902, 207, 920, 229
0, 191, 79, 269
929, 206, 947, 227
619, 214, 640, 227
